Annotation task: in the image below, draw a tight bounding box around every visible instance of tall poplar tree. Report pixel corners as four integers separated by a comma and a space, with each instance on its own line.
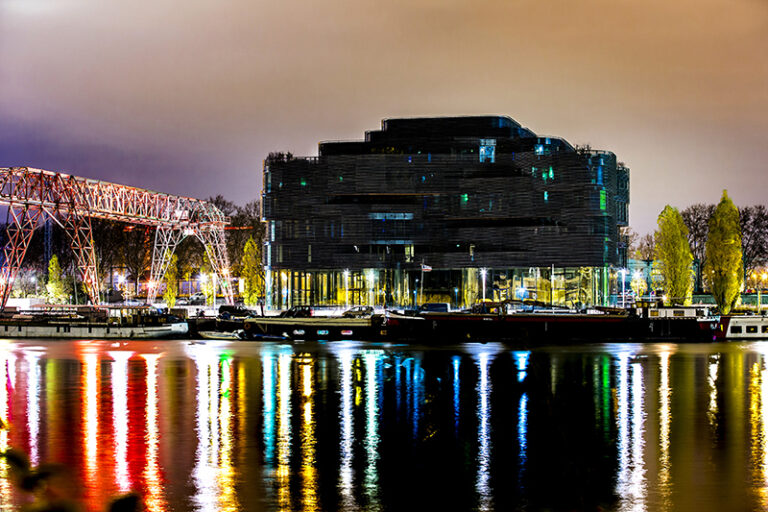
241, 236, 264, 307
163, 252, 179, 308
704, 190, 743, 314
46, 255, 70, 303
654, 205, 694, 305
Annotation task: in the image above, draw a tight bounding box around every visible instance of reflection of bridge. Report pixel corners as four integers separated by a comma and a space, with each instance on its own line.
0, 167, 233, 309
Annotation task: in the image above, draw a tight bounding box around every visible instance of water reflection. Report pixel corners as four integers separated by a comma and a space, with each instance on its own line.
5, 341, 768, 510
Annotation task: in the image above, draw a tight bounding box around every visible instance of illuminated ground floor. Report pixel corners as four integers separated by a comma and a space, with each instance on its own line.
265, 266, 617, 311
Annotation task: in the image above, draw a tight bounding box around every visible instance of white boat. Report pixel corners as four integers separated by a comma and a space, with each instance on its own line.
0, 304, 188, 339
715, 315, 768, 340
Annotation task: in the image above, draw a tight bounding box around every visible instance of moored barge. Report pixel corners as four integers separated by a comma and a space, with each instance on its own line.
0, 304, 188, 339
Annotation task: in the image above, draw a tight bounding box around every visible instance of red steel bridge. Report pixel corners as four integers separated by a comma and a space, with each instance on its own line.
0, 167, 234, 309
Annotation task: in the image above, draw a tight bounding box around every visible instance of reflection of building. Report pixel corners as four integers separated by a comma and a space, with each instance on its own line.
262, 116, 629, 309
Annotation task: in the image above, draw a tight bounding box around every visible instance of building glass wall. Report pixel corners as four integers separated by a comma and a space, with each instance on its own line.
263, 116, 629, 310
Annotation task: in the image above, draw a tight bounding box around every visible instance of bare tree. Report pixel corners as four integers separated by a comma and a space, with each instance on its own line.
634, 233, 656, 261
681, 203, 715, 292
740, 205, 768, 277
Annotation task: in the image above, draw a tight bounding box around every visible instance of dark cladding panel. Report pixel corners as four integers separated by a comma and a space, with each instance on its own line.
263, 116, 629, 272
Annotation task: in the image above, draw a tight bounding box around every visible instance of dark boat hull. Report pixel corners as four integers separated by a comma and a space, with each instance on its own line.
243, 316, 383, 341
383, 312, 717, 343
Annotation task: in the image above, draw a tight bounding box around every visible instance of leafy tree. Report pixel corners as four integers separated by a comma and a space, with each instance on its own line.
654, 206, 694, 305
740, 205, 768, 278
630, 272, 648, 298
200, 257, 215, 306
681, 203, 715, 292
163, 252, 179, 308
705, 191, 743, 314
46, 255, 70, 303
241, 236, 264, 306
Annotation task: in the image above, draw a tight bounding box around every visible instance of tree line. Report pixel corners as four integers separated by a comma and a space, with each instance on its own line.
0, 196, 266, 307
628, 191, 767, 313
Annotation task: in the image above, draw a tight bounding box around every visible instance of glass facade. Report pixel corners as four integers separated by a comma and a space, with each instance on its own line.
263, 116, 629, 309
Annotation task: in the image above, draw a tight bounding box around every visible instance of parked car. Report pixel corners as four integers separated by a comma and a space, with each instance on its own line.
188, 292, 206, 305
419, 302, 450, 313
278, 305, 313, 318
342, 305, 374, 318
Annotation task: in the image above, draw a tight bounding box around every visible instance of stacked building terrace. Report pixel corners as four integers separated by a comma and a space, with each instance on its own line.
262, 116, 629, 309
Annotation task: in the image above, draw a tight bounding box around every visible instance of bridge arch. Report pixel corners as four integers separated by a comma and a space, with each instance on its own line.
0, 167, 234, 308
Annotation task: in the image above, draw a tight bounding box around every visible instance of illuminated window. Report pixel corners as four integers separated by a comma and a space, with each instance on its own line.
479, 139, 496, 163
549, 167, 554, 180
300, 178, 307, 187
535, 144, 544, 155
600, 190, 606, 211
544, 191, 549, 201
405, 244, 414, 263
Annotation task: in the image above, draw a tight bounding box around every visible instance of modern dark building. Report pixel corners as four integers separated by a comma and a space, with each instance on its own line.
262, 116, 629, 309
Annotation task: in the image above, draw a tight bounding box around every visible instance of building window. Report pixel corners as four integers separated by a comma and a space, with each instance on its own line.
479, 139, 496, 163
600, 190, 607, 211
308, 244, 312, 263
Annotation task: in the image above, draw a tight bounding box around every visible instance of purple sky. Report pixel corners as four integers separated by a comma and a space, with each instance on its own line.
1, 0, 766, 235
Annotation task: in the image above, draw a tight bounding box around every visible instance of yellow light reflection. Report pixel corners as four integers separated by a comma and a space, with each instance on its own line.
707, 355, 720, 429
300, 359, 318, 511
762, 358, 768, 508
749, 358, 768, 508
190, 344, 219, 512
109, 350, 133, 493
277, 353, 293, 511
142, 354, 168, 512
659, 351, 671, 505
218, 356, 238, 512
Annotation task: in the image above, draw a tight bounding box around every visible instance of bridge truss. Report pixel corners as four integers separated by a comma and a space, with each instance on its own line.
0, 167, 234, 309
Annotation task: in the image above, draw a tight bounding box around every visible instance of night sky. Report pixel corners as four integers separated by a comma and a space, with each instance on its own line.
1, 0, 766, 235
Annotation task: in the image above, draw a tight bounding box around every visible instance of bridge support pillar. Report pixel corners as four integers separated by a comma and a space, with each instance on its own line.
62, 214, 101, 306
147, 227, 186, 305
197, 228, 235, 306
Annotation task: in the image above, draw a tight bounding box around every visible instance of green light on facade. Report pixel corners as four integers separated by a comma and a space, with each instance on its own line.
339, 176, 343, 182
544, 191, 549, 201
600, 189, 606, 210
549, 167, 554, 179
461, 193, 469, 203
300, 178, 307, 187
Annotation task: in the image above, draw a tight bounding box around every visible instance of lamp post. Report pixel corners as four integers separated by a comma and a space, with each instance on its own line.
343, 269, 350, 308
619, 268, 627, 308
480, 268, 487, 302
454, 287, 459, 309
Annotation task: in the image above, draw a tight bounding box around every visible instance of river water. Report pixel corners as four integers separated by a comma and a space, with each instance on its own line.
1, 338, 767, 511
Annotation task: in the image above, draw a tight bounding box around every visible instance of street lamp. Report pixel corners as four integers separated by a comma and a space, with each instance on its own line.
454, 287, 459, 309
343, 269, 350, 308
480, 268, 487, 302
619, 268, 627, 308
